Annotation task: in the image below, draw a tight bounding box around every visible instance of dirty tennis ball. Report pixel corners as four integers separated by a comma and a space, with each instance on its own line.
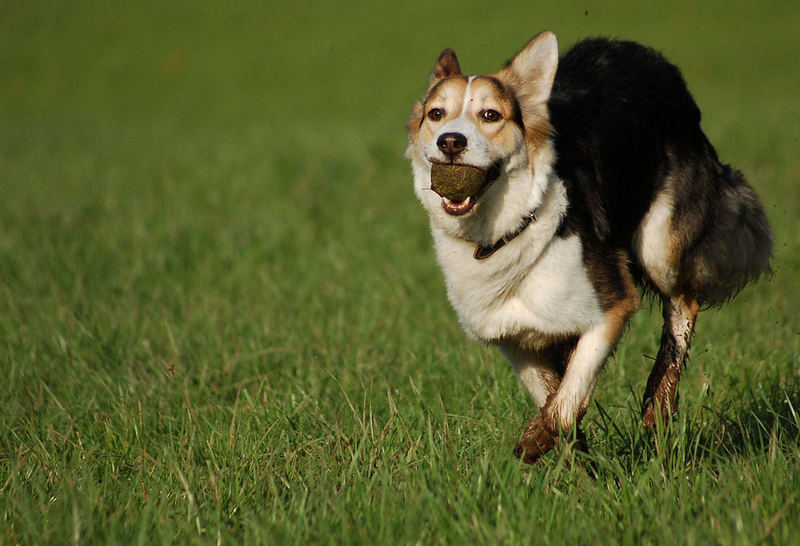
430, 163, 487, 202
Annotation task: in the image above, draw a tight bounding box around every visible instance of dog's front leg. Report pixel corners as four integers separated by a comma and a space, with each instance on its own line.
512, 324, 611, 464
500, 343, 566, 408
541, 322, 615, 433
515, 301, 635, 464
501, 343, 574, 465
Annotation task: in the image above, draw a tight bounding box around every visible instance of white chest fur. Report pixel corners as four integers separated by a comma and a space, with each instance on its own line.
431, 182, 603, 348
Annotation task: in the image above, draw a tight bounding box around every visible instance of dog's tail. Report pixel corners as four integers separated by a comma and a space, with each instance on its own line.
684, 164, 772, 306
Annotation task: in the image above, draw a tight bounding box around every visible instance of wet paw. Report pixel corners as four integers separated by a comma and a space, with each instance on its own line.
641, 394, 678, 429
641, 403, 657, 429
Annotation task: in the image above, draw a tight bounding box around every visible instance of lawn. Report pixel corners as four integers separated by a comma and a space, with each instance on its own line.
1, 1, 799, 544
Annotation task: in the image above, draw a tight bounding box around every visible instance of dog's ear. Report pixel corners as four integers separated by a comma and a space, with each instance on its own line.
430, 48, 462, 84
408, 49, 461, 148
497, 32, 558, 177
501, 31, 558, 107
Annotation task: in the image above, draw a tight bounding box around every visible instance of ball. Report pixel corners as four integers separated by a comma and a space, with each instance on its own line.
430, 163, 487, 202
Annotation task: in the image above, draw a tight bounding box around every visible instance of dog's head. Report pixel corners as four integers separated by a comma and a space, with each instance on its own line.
406, 31, 559, 244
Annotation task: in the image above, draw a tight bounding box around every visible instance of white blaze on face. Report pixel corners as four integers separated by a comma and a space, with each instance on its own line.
461, 76, 476, 114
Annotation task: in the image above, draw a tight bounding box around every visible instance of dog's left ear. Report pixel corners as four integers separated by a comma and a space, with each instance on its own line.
408, 49, 462, 147
501, 31, 559, 106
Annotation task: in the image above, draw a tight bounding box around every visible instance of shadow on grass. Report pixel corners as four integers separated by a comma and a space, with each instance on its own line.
708, 377, 800, 458
586, 375, 800, 476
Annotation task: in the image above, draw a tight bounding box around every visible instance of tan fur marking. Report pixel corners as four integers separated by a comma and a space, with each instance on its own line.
467, 77, 516, 116
463, 77, 525, 152
415, 77, 469, 145
604, 253, 641, 344
407, 48, 467, 147
426, 76, 468, 104
406, 100, 424, 145
493, 70, 553, 172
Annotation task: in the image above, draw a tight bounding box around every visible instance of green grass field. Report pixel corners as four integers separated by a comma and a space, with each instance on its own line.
2, 1, 799, 544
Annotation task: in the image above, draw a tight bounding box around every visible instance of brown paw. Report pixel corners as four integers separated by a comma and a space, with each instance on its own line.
641, 403, 657, 429
641, 393, 679, 429
514, 414, 557, 465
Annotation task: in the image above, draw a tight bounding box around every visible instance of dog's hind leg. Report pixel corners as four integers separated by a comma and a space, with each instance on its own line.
641, 294, 699, 428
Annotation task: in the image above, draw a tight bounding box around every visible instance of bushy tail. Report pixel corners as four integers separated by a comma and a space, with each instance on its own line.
686, 165, 772, 306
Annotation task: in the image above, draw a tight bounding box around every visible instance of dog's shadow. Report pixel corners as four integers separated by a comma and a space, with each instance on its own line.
707, 379, 800, 458
587, 376, 800, 473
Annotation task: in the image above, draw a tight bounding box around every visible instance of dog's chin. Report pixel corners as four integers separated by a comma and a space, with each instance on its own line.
433, 161, 502, 217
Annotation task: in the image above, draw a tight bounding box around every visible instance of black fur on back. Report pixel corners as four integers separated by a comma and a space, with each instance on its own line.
550, 38, 701, 244
546, 38, 771, 306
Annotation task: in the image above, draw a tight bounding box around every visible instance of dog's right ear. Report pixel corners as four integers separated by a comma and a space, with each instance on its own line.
429, 48, 462, 84
496, 32, 558, 178
501, 31, 558, 106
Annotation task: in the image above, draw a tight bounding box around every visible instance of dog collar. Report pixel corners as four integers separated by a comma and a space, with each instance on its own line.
473, 210, 537, 260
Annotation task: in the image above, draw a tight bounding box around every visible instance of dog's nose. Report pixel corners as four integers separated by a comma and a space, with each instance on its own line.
437, 132, 467, 158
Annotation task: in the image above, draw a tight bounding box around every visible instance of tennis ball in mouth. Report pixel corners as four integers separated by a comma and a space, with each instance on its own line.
430, 163, 487, 202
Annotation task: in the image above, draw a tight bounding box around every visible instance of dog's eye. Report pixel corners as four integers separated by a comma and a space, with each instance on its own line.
427, 108, 445, 121
481, 109, 502, 123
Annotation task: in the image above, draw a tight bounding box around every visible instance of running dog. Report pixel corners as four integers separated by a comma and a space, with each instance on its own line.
405, 31, 772, 463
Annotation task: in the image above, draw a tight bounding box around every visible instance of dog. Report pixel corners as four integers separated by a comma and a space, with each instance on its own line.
406, 31, 772, 464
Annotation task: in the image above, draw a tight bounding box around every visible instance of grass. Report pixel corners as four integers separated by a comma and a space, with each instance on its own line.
1, 0, 799, 544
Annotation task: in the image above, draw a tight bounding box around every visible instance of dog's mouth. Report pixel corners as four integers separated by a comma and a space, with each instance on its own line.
441, 194, 477, 215
430, 161, 502, 216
